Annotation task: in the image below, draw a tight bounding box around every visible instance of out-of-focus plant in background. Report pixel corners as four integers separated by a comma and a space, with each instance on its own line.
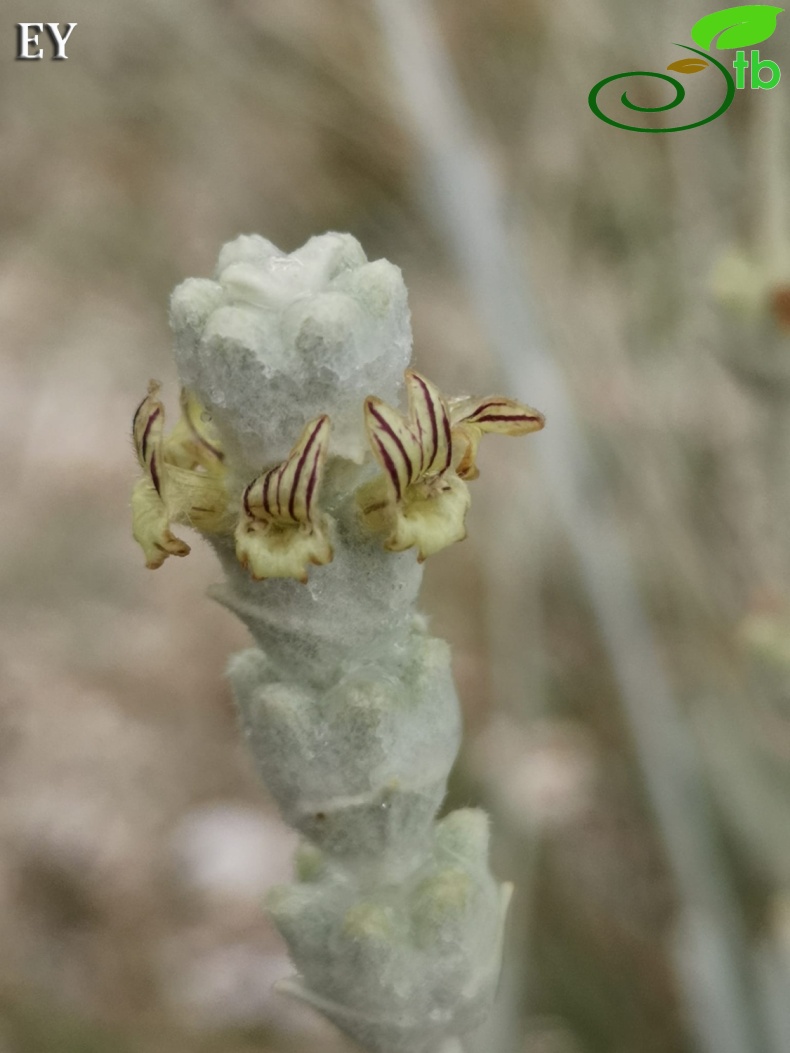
3, 1, 790, 1051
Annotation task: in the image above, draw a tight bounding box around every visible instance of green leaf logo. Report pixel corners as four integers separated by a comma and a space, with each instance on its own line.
691, 4, 784, 49
667, 57, 711, 73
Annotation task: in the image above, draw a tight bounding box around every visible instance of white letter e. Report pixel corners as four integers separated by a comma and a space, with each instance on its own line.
17, 24, 44, 60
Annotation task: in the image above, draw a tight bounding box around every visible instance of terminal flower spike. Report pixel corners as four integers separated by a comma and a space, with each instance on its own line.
127, 233, 548, 1053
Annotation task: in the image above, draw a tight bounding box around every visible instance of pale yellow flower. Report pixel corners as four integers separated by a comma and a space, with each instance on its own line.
358, 370, 544, 561
131, 381, 230, 569
131, 370, 544, 576
131, 383, 333, 583
235, 415, 333, 583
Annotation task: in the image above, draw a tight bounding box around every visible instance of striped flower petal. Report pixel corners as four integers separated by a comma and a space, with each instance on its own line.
406, 369, 452, 478
131, 381, 191, 567
235, 415, 333, 582
364, 370, 452, 501
361, 370, 469, 561
364, 396, 421, 502
132, 380, 167, 493
449, 396, 545, 480
131, 381, 230, 569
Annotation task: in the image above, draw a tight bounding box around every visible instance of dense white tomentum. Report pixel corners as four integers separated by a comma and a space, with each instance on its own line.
130, 232, 544, 1052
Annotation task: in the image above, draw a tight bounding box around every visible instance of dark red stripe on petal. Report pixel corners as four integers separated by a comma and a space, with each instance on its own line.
132, 397, 147, 434
411, 374, 438, 469
289, 420, 323, 521
369, 405, 413, 489
140, 407, 161, 461
373, 435, 403, 500
262, 470, 274, 516
407, 376, 426, 472
149, 451, 162, 495
275, 465, 283, 518
414, 407, 425, 471
304, 458, 319, 520
463, 400, 511, 421
441, 405, 452, 472
473, 413, 543, 424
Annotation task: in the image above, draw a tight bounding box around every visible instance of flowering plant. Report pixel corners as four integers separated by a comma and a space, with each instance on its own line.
130, 232, 544, 1052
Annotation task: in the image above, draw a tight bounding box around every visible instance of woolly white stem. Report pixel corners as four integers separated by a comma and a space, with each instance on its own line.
166, 232, 514, 1052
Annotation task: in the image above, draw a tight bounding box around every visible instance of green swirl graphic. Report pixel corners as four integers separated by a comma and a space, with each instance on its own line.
588, 45, 736, 132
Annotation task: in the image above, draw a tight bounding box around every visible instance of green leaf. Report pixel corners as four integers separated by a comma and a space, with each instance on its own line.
691, 5, 784, 50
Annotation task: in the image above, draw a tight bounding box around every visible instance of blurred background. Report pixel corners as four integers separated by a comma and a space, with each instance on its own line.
2, 0, 790, 1050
